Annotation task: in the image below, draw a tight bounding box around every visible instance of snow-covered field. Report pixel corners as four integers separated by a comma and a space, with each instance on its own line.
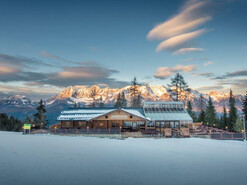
0, 132, 247, 185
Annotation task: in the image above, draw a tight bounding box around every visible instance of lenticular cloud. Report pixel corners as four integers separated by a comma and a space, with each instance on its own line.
147, 0, 212, 53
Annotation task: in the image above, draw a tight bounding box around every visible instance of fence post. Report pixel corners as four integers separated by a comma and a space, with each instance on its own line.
232, 133, 234, 139
98, 128, 99, 134
220, 132, 222, 140
109, 128, 110, 134
76, 129, 78, 134
65, 129, 67, 134
54, 128, 56, 134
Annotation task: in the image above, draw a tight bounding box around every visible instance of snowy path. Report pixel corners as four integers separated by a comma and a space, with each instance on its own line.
0, 131, 247, 185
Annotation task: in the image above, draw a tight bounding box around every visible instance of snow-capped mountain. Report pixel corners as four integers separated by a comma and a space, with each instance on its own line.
0, 85, 244, 124
52, 85, 244, 113
0, 95, 36, 107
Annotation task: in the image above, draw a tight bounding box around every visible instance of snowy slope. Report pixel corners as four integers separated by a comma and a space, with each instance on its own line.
0, 132, 247, 185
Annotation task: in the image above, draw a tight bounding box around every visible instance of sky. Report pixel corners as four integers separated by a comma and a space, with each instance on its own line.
0, 0, 247, 99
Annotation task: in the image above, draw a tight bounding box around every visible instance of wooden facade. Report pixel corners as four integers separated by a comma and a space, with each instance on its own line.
59, 109, 148, 130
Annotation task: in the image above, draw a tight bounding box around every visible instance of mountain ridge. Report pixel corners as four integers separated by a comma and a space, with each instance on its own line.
0, 85, 244, 124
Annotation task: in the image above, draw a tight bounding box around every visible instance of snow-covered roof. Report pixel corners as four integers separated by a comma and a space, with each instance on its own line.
57, 113, 104, 121
143, 101, 184, 105
143, 101, 192, 122
144, 112, 192, 121
57, 108, 147, 121
121, 108, 147, 120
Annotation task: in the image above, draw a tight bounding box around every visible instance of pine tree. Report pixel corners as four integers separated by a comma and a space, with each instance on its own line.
222, 105, 228, 129
219, 115, 223, 128
0, 113, 23, 132
168, 73, 189, 101
228, 89, 237, 132
24, 116, 32, 124
198, 94, 206, 124
121, 91, 127, 107
234, 117, 243, 133
33, 99, 47, 129
205, 96, 217, 126
99, 96, 104, 107
242, 91, 247, 127
130, 77, 142, 107
186, 101, 197, 122
115, 93, 122, 108
198, 109, 206, 125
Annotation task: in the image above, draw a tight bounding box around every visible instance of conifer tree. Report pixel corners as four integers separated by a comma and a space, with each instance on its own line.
228, 89, 237, 132
198, 94, 206, 124
115, 93, 122, 108
168, 73, 189, 101
186, 101, 197, 122
222, 105, 228, 129
242, 91, 247, 127
234, 117, 243, 133
33, 99, 47, 129
0, 113, 23, 132
205, 96, 217, 126
24, 116, 32, 124
198, 109, 206, 125
121, 91, 127, 107
99, 96, 104, 107
130, 77, 142, 107
219, 115, 223, 128
89, 87, 97, 107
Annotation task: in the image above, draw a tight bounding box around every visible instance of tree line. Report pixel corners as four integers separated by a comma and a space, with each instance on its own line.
187, 90, 246, 132
0, 99, 47, 132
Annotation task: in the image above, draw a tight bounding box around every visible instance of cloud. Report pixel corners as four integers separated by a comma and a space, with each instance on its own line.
231, 79, 247, 89
193, 72, 214, 78
154, 64, 196, 79
183, 57, 209, 62
213, 70, 247, 80
0, 53, 129, 89
147, 0, 212, 53
0, 53, 52, 68
173, 48, 204, 55
203, 61, 214, 66
0, 66, 19, 75
147, 0, 211, 40
196, 85, 225, 92
156, 29, 207, 52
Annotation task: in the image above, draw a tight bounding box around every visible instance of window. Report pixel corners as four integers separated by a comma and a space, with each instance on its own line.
165, 122, 170, 128
138, 122, 145, 126
79, 122, 86, 128
147, 122, 155, 127
124, 122, 131, 127
132, 122, 138, 129
170, 122, 175, 129
175, 121, 180, 128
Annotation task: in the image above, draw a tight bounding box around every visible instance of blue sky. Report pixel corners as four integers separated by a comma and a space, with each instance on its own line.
0, 0, 247, 98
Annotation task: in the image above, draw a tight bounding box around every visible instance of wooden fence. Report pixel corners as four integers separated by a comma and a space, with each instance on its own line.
210, 132, 244, 140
